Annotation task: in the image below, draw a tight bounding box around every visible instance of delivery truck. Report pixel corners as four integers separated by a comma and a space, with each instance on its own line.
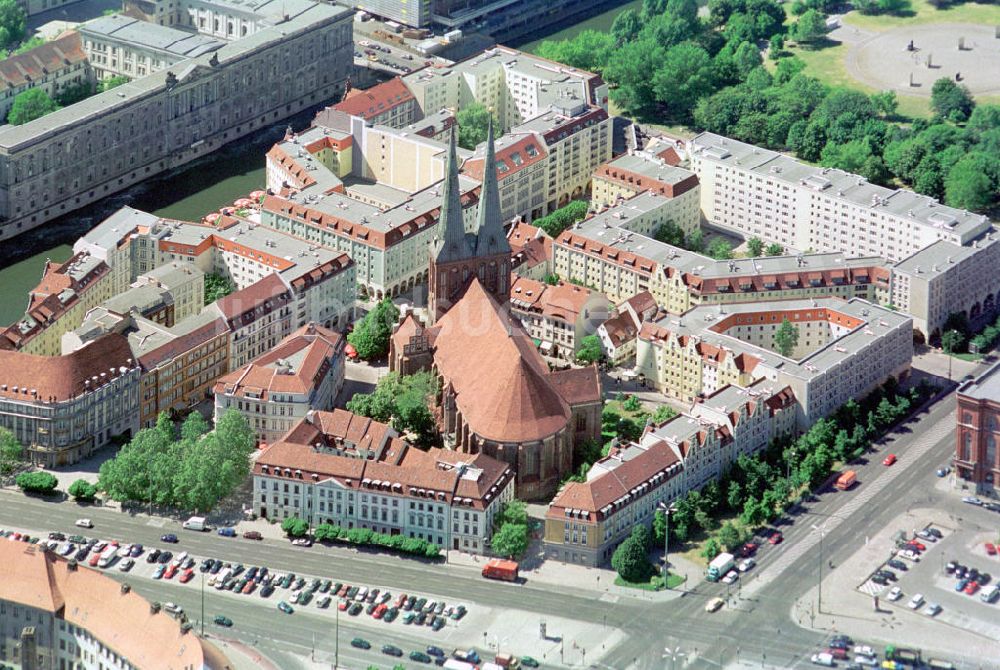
706, 552, 735, 582
182, 516, 206, 531
482, 559, 519, 582
835, 470, 857, 490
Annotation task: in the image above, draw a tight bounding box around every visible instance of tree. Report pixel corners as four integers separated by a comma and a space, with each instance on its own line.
941, 329, 965, 355
204, 273, 235, 304
55, 81, 94, 107
945, 154, 995, 212
574, 334, 603, 365
651, 404, 678, 423
651, 43, 717, 121
700, 536, 722, 561
765, 243, 784, 256
7, 88, 58, 125
535, 30, 614, 73
533, 200, 589, 237
611, 7, 644, 44
490, 522, 528, 558
774, 318, 800, 357
348, 298, 400, 360
0, 0, 26, 51
12, 35, 43, 54
718, 521, 745, 552
498, 499, 528, 527
347, 371, 438, 447
746, 237, 764, 257
871, 90, 898, 118
281, 517, 309, 538
68, 479, 98, 502
180, 411, 211, 444
653, 220, 686, 247
790, 9, 828, 45
740, 497, 766, 526
931, 78, 974, 122
726, 480, 744, 511
612, 529, 653, 582
456, 102, 499, 151
0, 427, 22, 475
97, 75, 129, 92
652, 509, 667, 545
685, 229, 705, 253
15, 471, 58, 494
707, 237, 733, 260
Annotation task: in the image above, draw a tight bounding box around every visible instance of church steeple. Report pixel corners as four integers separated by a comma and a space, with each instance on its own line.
432, 129, 472, 264
474, 117, 511, 257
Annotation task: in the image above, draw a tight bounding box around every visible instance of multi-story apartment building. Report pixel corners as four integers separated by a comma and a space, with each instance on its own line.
636, 297, 913, 429
129, 310, 230, 428
462, 131, 549, 223
0, 252, 113, 356
0, 543, 230, 669
0, 333, 139, 467
252, 409, 516, 554
509, 275, 609, 363
214, 323, 346, 444
553, 205, 890, 313
544, 380, 796, 566
209, 273, 294, 370
132, 261, 204, 322
591, 142, 700, 234
0, 32, 91, 120
318, 76, 419, 129
890, 231, 1000, 340
955, 360, 1000, 495
596, 291, 658, 365
403, 46, 608, 133
507, 220, 551, 280
687, 132, 991, 263
0, 1, 352, 242
79, 14, 224, 80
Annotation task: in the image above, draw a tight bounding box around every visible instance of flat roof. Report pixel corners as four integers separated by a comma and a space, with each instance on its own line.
959, 358, 1000, 402
690, 132, 991, 241
893, 229, 1000, 278
79, 15, 224, 58
602, 152, 694, 186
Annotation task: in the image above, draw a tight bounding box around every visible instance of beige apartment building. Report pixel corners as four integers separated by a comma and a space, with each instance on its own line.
509, 276, 610, 363
636, 298, 913, 428
0, 32, 91, 120
545, 380, 795, 566
214, 323, 346, 444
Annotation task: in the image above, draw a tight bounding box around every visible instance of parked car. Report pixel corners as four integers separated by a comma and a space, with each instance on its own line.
738, 558, 756, 572
883, 454, 897, 466
916, 530, 936, 542
907, 593, 925, 609
218, 527, 236, 537
927, 527, 943, 539
906, 540, 927, 552
179, 569, 195, 584
962, 496, 984, 506
987, 543, 997, 556
964, 581, 980, 595
146, 548, 161, 564
887, 586, 903, 601
924, 603, 942, 616
955, 579, 969, 592
768, 531, 783, 545
887, 559, 908, 571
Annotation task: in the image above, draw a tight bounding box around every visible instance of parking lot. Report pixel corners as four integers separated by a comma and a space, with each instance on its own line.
854, 510, 1000, 642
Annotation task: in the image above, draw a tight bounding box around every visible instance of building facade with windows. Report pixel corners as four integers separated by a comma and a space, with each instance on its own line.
0, 542, 230, 669
544, 380, 796, 566
0, 1, 352, 242
955, 361, 1000, 495
252, 409, 515, 553
0, 333, 139, 467
509, 275, 609, 363
213, 322, 345, 444
687, 132, 991, 263
0, 31, 91, 120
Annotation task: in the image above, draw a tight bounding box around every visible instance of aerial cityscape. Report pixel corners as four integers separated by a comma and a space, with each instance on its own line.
0, 0, 998, 668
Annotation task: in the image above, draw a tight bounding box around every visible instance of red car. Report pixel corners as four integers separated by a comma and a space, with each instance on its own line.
883, 454, 897, 466
242, 581, 256, 594
827, 648, 848, 660
88, 553, 101, 567
769, 532, 784, 545
741, 542, 759, 557
986, 543, 997, 556
164, 564, 178, 579
338, 584, 351, 597
373, 604, 388, 619
243, 531, 263, 540
178, 569, 194, 584
906, 540, 927, 552
964, 581, 980, 595
395, 593, 408, 608
338, 599, 349, 611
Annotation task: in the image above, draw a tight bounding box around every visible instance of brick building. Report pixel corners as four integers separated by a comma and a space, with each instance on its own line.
956, 361, 1000, 495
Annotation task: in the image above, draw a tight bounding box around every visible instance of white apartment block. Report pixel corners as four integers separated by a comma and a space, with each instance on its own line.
688, 132, 990, 263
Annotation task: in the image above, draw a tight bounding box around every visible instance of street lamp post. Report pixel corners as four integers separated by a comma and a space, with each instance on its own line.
657, 502, 677, 586
812, 523, 825, 613
200, 571, 205, 636
334, 602, 340, 669
663, 646, 685, 670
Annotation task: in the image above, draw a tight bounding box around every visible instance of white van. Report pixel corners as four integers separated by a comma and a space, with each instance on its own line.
980, 584, 1000, 603
811, 653, 835, 667
214, 568, 232, 589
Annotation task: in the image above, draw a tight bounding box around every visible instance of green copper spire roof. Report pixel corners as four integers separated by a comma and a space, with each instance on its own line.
474, 117, 511, 257
432, 128, 473, 264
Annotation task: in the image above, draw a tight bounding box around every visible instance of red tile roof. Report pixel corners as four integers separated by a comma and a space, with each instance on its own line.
0, 333, 134, 402
328, 76, 415, 121
463, 134, 548, 181
431, 279, 570, 442
0, 31, 86, 88
0, 543, 216, 670
548, 365, 602, 406
213, 273, 292, 326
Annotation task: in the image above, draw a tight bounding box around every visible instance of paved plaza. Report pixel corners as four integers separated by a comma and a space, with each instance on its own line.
847, 23, 1000, 97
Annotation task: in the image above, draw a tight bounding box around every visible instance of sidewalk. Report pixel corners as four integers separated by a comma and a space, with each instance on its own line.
205, 635, 283, 670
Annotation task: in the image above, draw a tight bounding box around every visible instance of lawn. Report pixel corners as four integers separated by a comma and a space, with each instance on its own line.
843, 0, 1000, 32
615, 571, 686, 591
